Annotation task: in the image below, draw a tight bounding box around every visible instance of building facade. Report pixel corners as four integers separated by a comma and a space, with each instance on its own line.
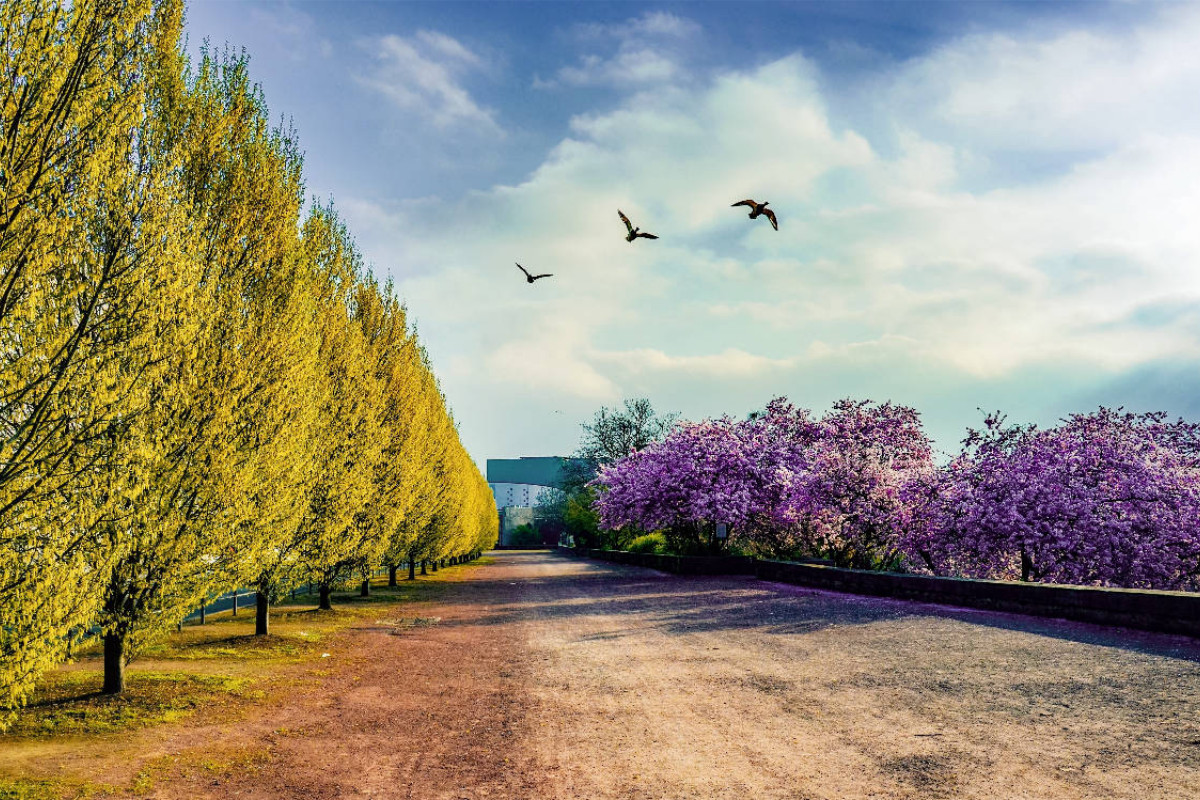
486, 456, 571, 546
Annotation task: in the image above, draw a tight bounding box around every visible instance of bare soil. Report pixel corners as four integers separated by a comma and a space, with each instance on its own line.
4, 550, 1199, 799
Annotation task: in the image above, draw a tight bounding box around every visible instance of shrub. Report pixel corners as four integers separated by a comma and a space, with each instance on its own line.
626, 532, 666, 554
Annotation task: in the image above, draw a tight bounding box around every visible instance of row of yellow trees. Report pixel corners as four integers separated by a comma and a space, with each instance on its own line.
0, 0, 496, 727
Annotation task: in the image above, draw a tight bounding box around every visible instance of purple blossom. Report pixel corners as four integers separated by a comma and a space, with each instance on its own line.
592, 397, 931, 563
901, 408, 1200, 590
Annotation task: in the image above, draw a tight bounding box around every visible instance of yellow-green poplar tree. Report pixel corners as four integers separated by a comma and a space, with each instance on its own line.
294, 205, 386, 610
388, 369, 443, 579
0, 0, 160, 724
349, 280, 414, 595
399, 380, 458, 575
175, 48, 318, 639
97, 34, 313, 692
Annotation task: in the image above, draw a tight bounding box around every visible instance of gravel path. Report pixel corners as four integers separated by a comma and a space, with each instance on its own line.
19, 550, 1199, 799
507, 551, 1200, 799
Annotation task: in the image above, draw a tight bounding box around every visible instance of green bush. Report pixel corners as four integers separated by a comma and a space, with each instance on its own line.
508, 523, 543, 547
626, 532, 666, 554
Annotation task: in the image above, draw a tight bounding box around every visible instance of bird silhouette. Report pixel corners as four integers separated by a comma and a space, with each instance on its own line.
618, 209, 658, 242
732, 199, 778, 231
516, 263, 553, 283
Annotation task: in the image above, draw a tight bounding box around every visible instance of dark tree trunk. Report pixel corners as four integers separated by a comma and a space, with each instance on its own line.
319, 583, 332, 610
199, 603, 206, 625
388, 565, 398, 587
360, 579, 370, 597
255, 591, 269, 636
231, 590, 238, 616
102, 633, 125, 695
431, 560, 438, 572
408, 559, 416, 580
1021, 549, 1034, 582
420, 560, 427, 576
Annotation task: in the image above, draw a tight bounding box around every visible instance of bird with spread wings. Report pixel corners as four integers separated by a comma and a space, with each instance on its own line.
516, 263, 553, 283
731, 198, 778, 231
618, 209, 659, 242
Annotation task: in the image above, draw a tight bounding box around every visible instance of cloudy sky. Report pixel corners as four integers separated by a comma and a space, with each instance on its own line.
186, 1, 1200, 467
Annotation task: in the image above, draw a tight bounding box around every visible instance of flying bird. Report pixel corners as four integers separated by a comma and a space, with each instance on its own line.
732, 199, 778, 231
516, 263, 553, 283
618, 209, 658, 242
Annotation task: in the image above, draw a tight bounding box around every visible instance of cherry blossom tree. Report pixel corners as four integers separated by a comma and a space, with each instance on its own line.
782, 400, 933, 569
592, 397, 932, 563
901, 409, 1200, 590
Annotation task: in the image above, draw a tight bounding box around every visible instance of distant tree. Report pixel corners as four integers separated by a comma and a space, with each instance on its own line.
554, 399, 676, 549
577, 398, 678, 468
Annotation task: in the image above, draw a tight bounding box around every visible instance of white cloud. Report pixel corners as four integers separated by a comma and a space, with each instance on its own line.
593, 347, 799, 378
342, 7, 1200, 463
415, 30, 483, 66
885, 5, 1200, 152
357, 31, 500, 133
544, 11, 702, 88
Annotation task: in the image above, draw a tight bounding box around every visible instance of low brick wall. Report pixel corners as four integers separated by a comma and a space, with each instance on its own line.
580, 548, 756, 576
756, 560, 1200, 638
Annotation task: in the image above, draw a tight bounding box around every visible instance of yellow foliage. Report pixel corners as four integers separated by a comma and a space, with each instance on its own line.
0, 0, 494, 725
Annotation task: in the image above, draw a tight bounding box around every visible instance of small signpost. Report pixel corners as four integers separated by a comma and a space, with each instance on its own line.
715, 523, 728, 540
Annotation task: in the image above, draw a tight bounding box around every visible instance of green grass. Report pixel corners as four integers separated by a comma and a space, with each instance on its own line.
0, 778, 65, 800
0, 561, 491, 798
3, 671, 251, 739
5, 568, 475, 738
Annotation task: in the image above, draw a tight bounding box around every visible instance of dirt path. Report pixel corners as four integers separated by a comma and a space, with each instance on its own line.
509, 552, 1200, 799
8, 551, 1200, 798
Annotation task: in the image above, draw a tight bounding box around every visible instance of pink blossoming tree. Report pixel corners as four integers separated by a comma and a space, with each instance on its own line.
901, 408, 1200, 590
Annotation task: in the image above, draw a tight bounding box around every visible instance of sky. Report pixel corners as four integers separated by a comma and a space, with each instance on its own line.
185, 0, 1200, 467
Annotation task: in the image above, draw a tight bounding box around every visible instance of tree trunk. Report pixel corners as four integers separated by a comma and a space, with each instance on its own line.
231, 590, 238, 616
388, 565, 398, 587
360, 579, 370, 597
1021, 548, 1034, 582
319, 583, 332, 610
408, 559, 416, 580
199, 603, 206, 625
431, 560, 438, 572
255, 591, 269, 636
420, 560, 427, 575
102, 633, 125, 695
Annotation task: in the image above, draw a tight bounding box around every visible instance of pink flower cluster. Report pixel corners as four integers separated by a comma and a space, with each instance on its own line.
903, 409, 1200, 590
592, 400, 1200, 589
592, 398, 932, 566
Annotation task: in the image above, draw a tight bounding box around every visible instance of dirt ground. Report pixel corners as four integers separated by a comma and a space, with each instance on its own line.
4, 550, 1200, 799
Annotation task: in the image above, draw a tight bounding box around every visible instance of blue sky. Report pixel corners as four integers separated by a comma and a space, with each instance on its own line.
186, 1, 1200, 466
